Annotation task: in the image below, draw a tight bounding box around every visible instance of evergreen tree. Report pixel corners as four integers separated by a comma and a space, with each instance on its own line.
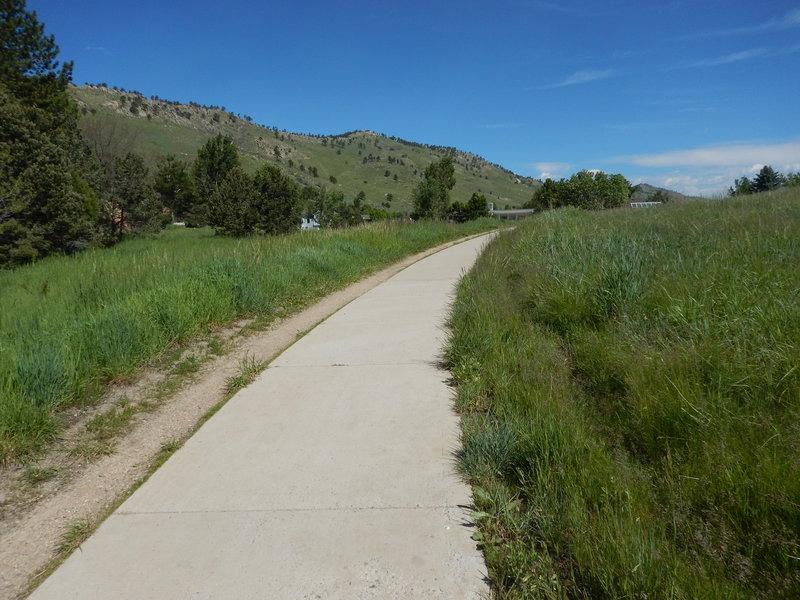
207, 167, 256, 237
412, 156, 455, 219
0, 0, 100, 267
193, 134, 239, 208
465, 192, 489, 220
102, 152, 161, 242
154, 155, 196, 221
252, 163, 300, 235
751, 165, 784, 193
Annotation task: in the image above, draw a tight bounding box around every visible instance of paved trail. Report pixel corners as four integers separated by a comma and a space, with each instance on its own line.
30, 234, 491, 599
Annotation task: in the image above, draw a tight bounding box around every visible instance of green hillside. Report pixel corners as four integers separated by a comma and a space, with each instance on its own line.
69, 85, 540, 212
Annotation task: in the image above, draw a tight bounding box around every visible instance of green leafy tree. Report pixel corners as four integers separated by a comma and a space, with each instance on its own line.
785, 172, 800, 187
252, 163, 300, 235
527, 171, 631, 211
465, 192, 489, 220
207, 167, 256, 237
527, 178, 562, 210
412, 156, 456, 219
729, 176, 753, 196
153, 155, 196, 221
448, 193, 489, 223
193, 133, 239, 209
448, 201, 468, 223
751, 165, 784, 193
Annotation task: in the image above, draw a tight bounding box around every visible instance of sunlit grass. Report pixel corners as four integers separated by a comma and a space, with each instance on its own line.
447, 189, 800, 598
0, 219, 499, 461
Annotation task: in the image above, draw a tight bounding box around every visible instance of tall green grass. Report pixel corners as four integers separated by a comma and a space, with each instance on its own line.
447, 189, 800, 598
0, 220, 498, 461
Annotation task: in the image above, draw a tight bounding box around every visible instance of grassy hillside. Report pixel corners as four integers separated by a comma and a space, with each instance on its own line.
69, 85, 539, 212
0, 220, 500, 462
447, 188, 800, 598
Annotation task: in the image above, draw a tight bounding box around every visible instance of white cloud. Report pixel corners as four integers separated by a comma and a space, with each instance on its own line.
527, 161, 572, 179
616, 141, 800, 168
543, 69, 614, 89
610, 141, 800, 196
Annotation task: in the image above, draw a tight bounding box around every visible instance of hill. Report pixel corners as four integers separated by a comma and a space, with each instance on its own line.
630, 182, 687, 203
68, 85, 540, 212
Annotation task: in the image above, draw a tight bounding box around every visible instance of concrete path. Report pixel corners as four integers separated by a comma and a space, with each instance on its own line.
29, 234, 492, 599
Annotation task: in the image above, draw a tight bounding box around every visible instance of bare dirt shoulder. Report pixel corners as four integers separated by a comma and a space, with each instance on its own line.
0, 234, 487, 600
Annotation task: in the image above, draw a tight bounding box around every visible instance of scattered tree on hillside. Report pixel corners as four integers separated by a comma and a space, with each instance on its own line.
79, 112, 139, 166
412, 156, 456, 219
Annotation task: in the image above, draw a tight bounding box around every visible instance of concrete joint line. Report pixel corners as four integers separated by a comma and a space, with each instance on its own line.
116, 504, 466, 516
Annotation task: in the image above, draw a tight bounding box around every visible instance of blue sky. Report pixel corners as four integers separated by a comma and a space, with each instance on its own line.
31, 0, 800, 195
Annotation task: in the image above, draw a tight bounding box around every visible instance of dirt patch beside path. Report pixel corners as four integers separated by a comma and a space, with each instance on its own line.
0, 234, 489, 600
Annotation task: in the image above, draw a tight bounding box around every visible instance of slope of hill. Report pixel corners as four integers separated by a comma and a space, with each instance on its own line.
630, 183, 687, 203
69, 85, 540, 212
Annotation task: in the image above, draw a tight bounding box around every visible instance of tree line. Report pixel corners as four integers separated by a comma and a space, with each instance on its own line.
0, 1, 493, 268
729, 165, 800, 197
526, 170, 633, 211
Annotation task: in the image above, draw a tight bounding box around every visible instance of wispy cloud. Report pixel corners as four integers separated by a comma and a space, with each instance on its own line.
681, 8, 800, 39
523, 1, 601, 17
677, 44, 800, 68
543, 69, 614, 89
614, 141, 800, 168
85, 46, 115, 57
526, 161, 572, 179
684, 48, 767, 67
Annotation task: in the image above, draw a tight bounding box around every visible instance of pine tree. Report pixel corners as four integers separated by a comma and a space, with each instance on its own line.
252, 164, 300, 235
154, 155, 196, 221
193, 134, 239, 208
207, 167, 256, 237
0, 0, 100, 267
751, 165, 784, 193
102, 152, 161, 241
